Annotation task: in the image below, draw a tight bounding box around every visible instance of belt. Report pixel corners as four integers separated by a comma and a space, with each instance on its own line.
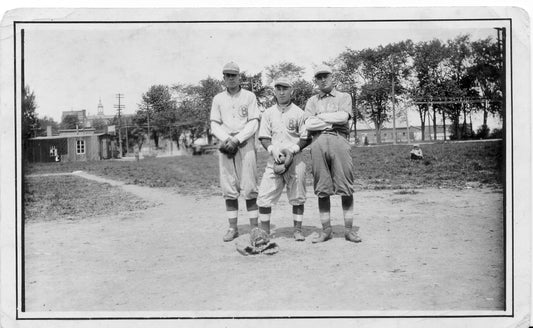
315, 130, 348, 139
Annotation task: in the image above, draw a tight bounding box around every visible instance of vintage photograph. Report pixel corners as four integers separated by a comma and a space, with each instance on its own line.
0, 6, 530, 328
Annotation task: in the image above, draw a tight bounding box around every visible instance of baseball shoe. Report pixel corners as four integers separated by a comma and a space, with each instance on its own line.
293, 229, 305, 241
345, 228, 362, 243
312, 227, 332, 243
223, 228, 239, 242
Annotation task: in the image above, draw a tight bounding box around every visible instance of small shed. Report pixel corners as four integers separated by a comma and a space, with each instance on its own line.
25, 133, 116, 163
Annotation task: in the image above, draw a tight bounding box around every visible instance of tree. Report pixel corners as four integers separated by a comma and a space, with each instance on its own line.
410, 39, 450, 141
468, 37, 503, 132
22, 86, 38, 140
334, 52, 364, 139
91, 117, 108, 133
137, 85, 178, 148
444, 35, 473, 140
291, 79, 315, 110
264, 61, 305, 85
172, 77, 225, 145
337, 41, 413, 144
60, 114, 80, 130
36, 116, 59, 136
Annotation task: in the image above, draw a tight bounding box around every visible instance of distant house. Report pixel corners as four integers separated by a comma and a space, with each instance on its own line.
356, 123, 473, 144
357, 126, 416, 144
25, 128, 116, 163
61, 109, 88, 127
86, 99, 116, 129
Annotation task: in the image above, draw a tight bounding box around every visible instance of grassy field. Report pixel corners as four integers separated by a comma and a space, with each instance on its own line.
24, 175, 157, 222
25, 140, 504, 197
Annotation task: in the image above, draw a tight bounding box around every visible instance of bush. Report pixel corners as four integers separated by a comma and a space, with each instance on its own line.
475, 125, 491, 139
489, 128, 503, 139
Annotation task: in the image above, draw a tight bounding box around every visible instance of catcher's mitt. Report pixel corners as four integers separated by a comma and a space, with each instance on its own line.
250, 227, 270, 247
273, 148, 294, 175
236, 228, 279, 256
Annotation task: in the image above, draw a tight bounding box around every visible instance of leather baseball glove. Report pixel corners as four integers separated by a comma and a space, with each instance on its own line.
273, 148, 294, 175
236, 227, 279, 256
219, 137, 240, 158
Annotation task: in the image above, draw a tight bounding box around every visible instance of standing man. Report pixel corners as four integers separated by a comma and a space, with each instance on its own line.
256, 77, 311, 241
304, 65, 362, 244
210, 62, 260, 242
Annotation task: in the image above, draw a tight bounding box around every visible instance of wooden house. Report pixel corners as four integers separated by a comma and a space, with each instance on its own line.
25, 133, 116, 163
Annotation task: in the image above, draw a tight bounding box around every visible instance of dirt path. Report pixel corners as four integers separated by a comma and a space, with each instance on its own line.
24, 172, 505, 313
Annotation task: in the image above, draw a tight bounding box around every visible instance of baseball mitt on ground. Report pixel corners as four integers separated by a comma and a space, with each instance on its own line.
236, 227, 279, 256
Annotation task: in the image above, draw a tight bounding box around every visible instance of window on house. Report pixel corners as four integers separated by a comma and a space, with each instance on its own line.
403, 132, 406, 136
76, 139, 85, 154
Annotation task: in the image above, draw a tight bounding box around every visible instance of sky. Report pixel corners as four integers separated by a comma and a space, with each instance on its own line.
21, 19, 506, 127
5, 2, 524, 130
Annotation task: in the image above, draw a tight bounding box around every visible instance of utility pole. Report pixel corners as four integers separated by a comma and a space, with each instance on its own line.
146, 104, 151, 150
114, 93, 125, 157
405, 105, 410, 144
391, 56, 397, 145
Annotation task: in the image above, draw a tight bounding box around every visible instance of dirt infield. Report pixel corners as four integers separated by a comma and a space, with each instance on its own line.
24, 172, 504, 313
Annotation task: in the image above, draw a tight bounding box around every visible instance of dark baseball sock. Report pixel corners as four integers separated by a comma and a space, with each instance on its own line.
259, 206, 272, 214
292, 204, 304, 215
258, 206, 271, 234
318, 197, 331, 229
341, 195, 354, 230
225, 199, 239, 211
318, 196, 331, 213
246, 198, 259, 227
246, 198, 258, 211
293, 220, 302, 231
228, 217, 238, 230
260, 220, 270, 234
225, 199, 238, 230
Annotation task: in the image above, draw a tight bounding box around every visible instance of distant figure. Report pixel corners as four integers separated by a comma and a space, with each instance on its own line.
410, 144, 423, 160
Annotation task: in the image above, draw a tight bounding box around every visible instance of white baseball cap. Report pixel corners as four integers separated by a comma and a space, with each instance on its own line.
222, 62, 240, 74
314, 64, 333, 77
273, 77, 292, 87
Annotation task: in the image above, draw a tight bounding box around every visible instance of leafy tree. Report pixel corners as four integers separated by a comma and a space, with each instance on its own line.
137, 85, 178, 148
410, 39, 450, 140
264, 61, 305, 85
35, 116, 59, 136
333, 53, 364, 139
60, 114, 80, 130
240, 72, 275, 110
91, 117, 108, 133
173, 77, 224, 144
22, 86, 38, 140
291, 79, 315, 110
468, 37, 503, 130
444, 35, 473, 140
336, 41, 413, 143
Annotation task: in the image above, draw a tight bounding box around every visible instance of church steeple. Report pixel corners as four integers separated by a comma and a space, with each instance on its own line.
97, 98, 104, 115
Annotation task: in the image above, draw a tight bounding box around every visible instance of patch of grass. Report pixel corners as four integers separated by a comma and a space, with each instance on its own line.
393, 190, 420, 195
24, 175, 157, 222
25, 140, 504, 196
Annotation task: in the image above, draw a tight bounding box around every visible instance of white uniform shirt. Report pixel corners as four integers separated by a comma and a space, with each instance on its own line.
210, 88, 260, 135
258, 103, 307, 149
304, 88, 352, 135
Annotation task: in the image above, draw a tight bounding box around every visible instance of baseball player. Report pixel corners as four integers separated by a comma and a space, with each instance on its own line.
304, 64, 362, 243
210, 62, 260, 242
410, 144, 423, 160
256, 77, 311, 241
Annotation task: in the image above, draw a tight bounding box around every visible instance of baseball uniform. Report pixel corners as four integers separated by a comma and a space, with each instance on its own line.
257, 102, 308, 207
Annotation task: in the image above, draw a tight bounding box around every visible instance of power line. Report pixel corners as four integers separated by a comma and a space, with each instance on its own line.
114, 93, 125, 157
